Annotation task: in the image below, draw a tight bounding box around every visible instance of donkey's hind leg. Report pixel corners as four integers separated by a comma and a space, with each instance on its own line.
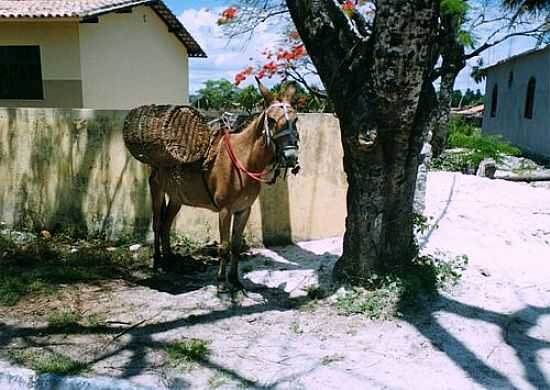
217, 208, 232, 290
160, 199, 182, 259
149, 169, 165, 269
228, 207, 252, 290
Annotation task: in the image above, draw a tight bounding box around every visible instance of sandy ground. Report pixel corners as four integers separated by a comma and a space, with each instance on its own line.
1, 172, 550, 389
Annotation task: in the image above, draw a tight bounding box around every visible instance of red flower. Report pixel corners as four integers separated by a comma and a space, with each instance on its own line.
235, 72, 247, 86
218, 7, 238, 25
222, 7, 237, 19
341, 0, 355, 16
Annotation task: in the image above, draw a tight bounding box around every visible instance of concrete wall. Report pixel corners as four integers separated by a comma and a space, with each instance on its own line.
482, 48, 550, 157
0, 20, 84, 108
79, 6, 190, 109
0, 109, 346, 244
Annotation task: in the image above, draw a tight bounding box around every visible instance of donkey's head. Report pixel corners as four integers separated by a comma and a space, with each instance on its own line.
256, 78, 300, 170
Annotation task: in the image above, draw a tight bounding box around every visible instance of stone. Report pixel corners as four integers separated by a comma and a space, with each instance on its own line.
477, 158, 497, 179
129, 244, 142, 252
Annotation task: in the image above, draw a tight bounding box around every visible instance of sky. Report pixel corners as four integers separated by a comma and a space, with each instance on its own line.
165, 0, 544, 94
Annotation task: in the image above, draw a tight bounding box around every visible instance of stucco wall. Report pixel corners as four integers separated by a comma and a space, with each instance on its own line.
0, 109, 346, 244
79, 6, 190, 110
482, 48, 550, 157
0, 20, 84, 108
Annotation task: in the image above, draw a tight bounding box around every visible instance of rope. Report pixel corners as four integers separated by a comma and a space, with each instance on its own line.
223, 132, 276, 186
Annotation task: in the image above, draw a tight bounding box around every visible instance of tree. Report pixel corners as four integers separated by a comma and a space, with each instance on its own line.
195, 79, 241, 111
221, 0, 441, 280
194, 79, 328, 113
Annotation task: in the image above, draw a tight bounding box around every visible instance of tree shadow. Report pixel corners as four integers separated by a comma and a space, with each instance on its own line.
398, 265, 550, 390
0, 278, 314, 387
418, 174, 457, 249
0, 238, 339, 386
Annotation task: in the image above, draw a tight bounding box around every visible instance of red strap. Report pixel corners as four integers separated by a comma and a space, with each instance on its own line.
223, 133, 273, 186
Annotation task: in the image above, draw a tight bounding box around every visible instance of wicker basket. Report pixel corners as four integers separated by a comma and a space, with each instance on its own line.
123, 105, 212, 167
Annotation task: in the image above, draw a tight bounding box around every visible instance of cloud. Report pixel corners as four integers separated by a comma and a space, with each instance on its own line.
178, 8, 283, 93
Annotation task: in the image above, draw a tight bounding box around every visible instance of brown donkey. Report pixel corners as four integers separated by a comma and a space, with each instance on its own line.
149, 80, 300, 289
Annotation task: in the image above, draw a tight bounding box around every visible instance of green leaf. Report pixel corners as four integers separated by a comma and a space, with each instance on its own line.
457, 30, 477, 49
441, 0, 469, 16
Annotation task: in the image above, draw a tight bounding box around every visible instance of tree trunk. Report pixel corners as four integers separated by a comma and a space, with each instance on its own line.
286, 0, 438, 282
430, 15, 465, 157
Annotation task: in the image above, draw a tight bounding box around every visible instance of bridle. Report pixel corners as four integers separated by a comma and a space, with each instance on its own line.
262, 102, 294, 150
222, 101, 299, 186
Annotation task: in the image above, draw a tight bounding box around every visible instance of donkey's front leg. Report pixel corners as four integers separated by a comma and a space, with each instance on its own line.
228, 207, 252, 289
217, 208, 232, 290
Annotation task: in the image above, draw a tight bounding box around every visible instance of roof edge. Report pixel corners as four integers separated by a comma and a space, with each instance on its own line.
482, 45, 549, 71
81, 0, 152, 17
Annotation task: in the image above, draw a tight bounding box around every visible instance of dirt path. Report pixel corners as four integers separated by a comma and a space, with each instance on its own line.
1, 172, 550, 389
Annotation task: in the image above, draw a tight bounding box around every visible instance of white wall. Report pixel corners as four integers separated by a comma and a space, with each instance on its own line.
79, 6, 189, 109
0, 20, 83, 107
482, 48, 550, 157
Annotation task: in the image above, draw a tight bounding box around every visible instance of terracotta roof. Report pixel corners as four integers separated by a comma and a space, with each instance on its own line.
452, 104, 484, 116
0, 0, 206, 57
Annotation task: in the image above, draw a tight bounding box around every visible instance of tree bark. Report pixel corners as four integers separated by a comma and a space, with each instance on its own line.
286, 0, 438, 281
430, 14, 465, 158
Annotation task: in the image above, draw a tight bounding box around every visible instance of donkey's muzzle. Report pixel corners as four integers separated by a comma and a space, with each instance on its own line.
279, 147, 299, 169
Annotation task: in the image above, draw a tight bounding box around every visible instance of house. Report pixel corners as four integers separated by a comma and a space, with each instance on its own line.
0, 0, 206, 110
451, 104, 484, 127
482, 45, 550, 157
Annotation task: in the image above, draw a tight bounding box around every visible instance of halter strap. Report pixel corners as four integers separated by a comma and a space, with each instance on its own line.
263, 102, 292, 148
223, 132, 277, 186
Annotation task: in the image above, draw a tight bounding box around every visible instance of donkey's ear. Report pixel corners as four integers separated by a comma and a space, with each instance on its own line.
256, 77, 274, 105
280, 82, 297, 103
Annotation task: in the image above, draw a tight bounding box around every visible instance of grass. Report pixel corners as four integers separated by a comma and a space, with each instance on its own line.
432, 118, 521, 172
86, 313, 107, 327
0, 232, 151, 306
290, 321, 303, 334
171, 233, 199, 253
164, 338, 210, 368
336, 253, 469, 320
47, 310, 82, 331
208, 372, 232, 389
321, 354, 345, 365
8, 350, 87, 375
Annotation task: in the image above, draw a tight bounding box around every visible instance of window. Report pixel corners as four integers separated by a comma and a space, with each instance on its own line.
490, 84, 498, 117
0, 46, 43, 100
524, 77, 536, 119
508, 71, 514, 88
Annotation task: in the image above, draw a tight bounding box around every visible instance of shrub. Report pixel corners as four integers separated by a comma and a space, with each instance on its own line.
432, 119, 520, 172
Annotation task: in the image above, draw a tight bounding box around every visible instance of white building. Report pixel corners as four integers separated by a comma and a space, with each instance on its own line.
482, 46, 549, 157
0, 0, 206, 109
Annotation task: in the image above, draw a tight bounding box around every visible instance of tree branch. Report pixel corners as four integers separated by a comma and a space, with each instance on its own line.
465, 22, 549, 59
285, 67, 328, 99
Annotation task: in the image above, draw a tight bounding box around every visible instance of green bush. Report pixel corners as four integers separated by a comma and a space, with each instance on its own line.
432, 119, 520, 172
